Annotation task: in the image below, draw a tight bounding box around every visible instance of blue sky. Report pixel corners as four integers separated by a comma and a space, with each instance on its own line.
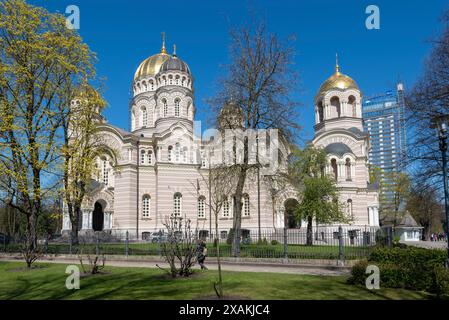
32, 0, 447, 142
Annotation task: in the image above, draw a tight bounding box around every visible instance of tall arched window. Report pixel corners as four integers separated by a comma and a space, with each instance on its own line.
175, 143, 181, 162
330, 96, 341, 118
345, 158, 352, 181
149, 80, 154, 91
141, 150, 146, 165
162, 99, 168, 117
142, 195, 151, 218
198, 196, 206, 219
348, 95, 356, 117
168, 146, 173, 162
182, 146, 188, 163
148, 150, 153, 164
173, 193, 182, 217
331, 158, 338, 180
222, 197, 230, 218
347, 199, 353, 219
142, 108, 147, 127
243, 194, 250, 216
102, 158, 109, 186
317, 101, 324, 122
174, 99, 180, 117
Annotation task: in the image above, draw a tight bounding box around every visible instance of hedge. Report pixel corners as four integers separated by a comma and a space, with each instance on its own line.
348, 246, 449, 296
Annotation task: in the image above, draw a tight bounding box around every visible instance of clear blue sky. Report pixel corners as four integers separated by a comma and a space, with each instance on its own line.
32, 0, 447, 142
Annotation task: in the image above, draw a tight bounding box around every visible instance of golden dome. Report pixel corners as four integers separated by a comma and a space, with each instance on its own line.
134, 33, 170, 81
134, 52, 169, 81
316, 58, 359, 99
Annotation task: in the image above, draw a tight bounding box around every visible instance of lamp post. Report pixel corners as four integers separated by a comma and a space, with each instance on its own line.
432, 115, 449, 268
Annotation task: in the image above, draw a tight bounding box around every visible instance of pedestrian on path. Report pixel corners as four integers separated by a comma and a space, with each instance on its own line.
197, 240, 208, 270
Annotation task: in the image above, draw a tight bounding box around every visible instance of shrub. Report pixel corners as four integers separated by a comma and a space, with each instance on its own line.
271, 240, 279, 246
349, 246, 449, 295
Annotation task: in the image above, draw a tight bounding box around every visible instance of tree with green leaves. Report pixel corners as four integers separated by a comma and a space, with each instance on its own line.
287, 145, 349, 245
0, 0, 96, 267
60, 81, 113, 245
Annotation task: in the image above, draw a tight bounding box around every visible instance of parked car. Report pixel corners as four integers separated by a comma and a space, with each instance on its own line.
151, 232, 168, 243
0, 233, 11, 245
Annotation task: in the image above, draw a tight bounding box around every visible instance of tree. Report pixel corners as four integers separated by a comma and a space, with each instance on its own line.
287, 145, 349, 245
60, 81, 110, 245
209, 15, 301, 256
199, 164, 237, 298
406, 10, 449, 189
407, 185, 445, 240
0, 0, 95, 267
379, 172, 411, 229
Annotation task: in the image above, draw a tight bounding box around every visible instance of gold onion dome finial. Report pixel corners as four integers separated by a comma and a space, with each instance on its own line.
315, 54, 360, 99
133, 32, 170, 80
161, 31, 167, 54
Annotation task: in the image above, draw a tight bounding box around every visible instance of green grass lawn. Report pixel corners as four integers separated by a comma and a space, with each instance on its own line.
4, 242, 370, 259
0, 261, 433, 300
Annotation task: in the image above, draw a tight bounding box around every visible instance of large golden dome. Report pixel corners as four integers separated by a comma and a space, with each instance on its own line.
316, 60, 359, 98
134, 50, 170, 81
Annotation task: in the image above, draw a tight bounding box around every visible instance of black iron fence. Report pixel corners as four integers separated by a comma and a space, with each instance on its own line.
0, 226, 388, 261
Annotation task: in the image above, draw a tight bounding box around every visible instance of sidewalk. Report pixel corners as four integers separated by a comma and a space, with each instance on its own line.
0, 254, 351, 276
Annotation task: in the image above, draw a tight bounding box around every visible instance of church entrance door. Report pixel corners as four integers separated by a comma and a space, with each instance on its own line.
92, 201, 104, 231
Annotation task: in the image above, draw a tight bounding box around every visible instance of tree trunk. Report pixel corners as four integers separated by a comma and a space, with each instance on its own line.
69, 205, 80, 245
232, 167, 247, 257
306, 216, 313, 246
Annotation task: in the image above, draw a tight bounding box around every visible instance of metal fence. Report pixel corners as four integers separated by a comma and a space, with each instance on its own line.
0, 225, 388, 261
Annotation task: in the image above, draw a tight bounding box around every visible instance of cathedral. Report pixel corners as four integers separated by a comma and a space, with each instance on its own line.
62, 38, 379, 240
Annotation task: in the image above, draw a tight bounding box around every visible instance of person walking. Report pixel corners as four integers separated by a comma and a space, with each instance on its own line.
197, 240, 208, 270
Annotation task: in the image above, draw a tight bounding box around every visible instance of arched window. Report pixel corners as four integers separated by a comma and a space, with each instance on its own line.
182, 146, 188, 163
168, 146, 173, 162
141, 150, 146, 165
168, 75, 173, 85
149, 80, 154, 91
175, 143, 181, 163
148, 150, 153, 164
142, 108, 147, 127
198, 196, 206, 219
243, 194, 250, 216
331, 158, 338, 180
330, 96, 341, 118
174, 98, 180, 117
142, 195, 151, 218
173, 193, 182, 217
348, 95, 356, 117
347, 199, 353, 219
222, 197, 230, 217
317, 101, 324, 122
345, 158, 352, 181
162, 99, 168, 117
102, 158, 109, 186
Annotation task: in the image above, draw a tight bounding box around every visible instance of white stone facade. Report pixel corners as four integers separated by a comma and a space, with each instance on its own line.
62, 46, 379, 239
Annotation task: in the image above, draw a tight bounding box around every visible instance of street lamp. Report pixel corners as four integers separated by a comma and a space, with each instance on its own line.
431, 115, 449, 268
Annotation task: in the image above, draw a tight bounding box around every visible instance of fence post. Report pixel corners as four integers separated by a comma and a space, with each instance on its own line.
125, 230, 129, 257
338, 225, 345, 266
69, 234, 72, 255
96, 233, 100, 255
283, 227, 288, 261
44, 234, 48, 254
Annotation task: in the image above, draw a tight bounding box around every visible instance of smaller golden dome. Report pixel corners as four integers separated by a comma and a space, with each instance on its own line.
316, 58, 359, 99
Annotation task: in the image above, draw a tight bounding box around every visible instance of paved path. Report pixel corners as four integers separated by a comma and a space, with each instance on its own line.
0, 256, 350, 276
402, 241, 447, 249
